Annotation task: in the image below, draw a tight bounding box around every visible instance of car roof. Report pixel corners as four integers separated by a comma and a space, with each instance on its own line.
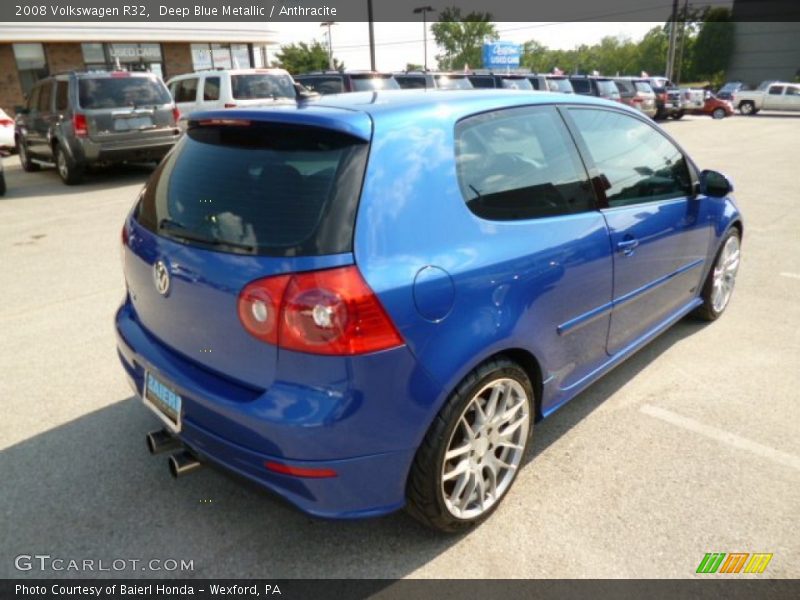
190, 89, 637, 141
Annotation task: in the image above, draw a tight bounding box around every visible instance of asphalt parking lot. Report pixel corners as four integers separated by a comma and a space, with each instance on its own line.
1, 113, 799, 580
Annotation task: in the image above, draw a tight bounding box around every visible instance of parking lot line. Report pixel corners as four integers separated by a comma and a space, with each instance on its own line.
640, 404, 800, 472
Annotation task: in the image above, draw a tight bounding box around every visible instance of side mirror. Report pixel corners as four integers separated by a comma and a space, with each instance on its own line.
699, 169, 733, 197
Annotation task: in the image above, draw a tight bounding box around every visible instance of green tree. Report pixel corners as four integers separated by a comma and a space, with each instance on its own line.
405, 63, 424, 72
431, 7, 498, 71
273, 41, 343, 74
690, 8, 734, 81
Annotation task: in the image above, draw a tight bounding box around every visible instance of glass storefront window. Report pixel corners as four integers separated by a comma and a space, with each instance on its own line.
211, 44, 232, 69
231, 44, 251, 69
191, 44, 213, 71
13, 43, 48, 96
81, 43, 105, 64
191, 43, 252, 71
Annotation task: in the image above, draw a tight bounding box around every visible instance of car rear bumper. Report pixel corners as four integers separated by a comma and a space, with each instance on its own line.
115, 300, 443, 518
74, 134, 180, 164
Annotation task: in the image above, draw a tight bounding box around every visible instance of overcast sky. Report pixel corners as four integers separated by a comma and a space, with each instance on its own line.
270, 22, 659, 70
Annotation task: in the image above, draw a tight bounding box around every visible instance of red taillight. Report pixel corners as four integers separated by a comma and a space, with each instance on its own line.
632, 97, 643, 103
238, 266, 404, 355
224, 102, 237, 108
72, 113, 88, 137
264, 462, 337, 478
172, 107, 180, 124
238, 274, 291, 345
0, 118, 13, 127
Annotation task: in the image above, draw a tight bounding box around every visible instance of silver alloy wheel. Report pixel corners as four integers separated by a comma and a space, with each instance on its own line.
56, 148, 68, 179
441, 378, 530, 519
740, 102, 753, 115
712, 108, 725, 119
711, 235, 740, 313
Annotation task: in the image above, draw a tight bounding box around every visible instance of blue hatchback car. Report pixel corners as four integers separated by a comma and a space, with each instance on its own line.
117, 90, 742, 532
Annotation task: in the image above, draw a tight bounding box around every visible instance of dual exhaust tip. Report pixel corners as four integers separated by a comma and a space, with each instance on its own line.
146, 429, 202, 478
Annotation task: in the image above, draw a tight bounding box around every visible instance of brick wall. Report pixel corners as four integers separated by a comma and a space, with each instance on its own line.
0, 44, 25, 116
45, 43, 85, 74
162, 43, 194, 80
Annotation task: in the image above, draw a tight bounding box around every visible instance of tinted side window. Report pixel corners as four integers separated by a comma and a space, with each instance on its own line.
571, 79, 590, 94
468, 76, 495, 89
296, 77, 343, 94
768, 86, 785, 95
395, 76, 427, 89
38, 81, 52, 112
455, 106, 595, 221
175, 78, 198, 102
787, 86, 800, 96
569, 108, 692, 208
203, 77, 220, 101
55, 81, 69, 111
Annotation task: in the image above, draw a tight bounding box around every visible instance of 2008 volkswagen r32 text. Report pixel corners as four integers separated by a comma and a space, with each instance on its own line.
116, 89, 742, 532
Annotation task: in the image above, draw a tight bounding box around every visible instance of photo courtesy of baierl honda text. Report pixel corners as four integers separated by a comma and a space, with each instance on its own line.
1, 0, 799, 598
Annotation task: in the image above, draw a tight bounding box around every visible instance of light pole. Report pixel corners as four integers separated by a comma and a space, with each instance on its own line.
320, 21, 336, 70
413, 6, 435, 71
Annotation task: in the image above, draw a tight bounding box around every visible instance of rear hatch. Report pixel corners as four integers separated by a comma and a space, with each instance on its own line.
124, 112, 371, 388
596, 78, 621, 101
79, 73, 176, 142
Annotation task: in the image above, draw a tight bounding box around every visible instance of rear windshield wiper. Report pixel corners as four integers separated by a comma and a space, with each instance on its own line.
158, 218, 255, 253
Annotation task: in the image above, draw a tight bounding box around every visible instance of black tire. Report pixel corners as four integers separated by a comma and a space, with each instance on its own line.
17, 138, 40, 172
739, 101, 755, 116
695, 228, 741, 322
0, 170, 6, 196
671, 110, 685, 120
406, 357, 534, 533
54, 143, 84, 185
712, 108, 726, 120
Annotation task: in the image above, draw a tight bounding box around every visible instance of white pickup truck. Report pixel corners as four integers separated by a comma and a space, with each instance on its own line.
734, 82, 800, 115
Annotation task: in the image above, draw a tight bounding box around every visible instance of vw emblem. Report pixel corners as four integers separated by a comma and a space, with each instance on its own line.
153, 260, 171, 296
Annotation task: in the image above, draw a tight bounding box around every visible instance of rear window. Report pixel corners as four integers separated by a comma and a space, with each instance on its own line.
547, 78, 573, 93
135, 122, 369, 257
395, 76, 427, 89
596, 80, 619, 97
350, 75, 400, 92
78, 76, 172, 109
634, 81, 653, 94
571, 79, 590, 94
500, 78, 533, 90
435, 75, 472, 90
231, 74, 295, 100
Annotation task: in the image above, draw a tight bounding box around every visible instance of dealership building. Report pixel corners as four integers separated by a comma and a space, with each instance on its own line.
0, 23, 276, 114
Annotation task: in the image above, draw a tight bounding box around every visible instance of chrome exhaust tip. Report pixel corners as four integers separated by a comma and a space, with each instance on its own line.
168, 450, 202, 479
146, 429, 181, 455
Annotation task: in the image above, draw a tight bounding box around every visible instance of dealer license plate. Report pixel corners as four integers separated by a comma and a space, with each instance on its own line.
143, 371, 182, 431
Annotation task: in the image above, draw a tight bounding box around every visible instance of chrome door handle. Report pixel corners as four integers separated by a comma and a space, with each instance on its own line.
617, 238, 639, 255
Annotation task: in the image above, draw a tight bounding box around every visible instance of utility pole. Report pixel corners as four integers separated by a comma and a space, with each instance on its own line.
675, 0, 689, 84
666, 0, 679, 80
413, 6, 436, 72
320, 21, 336, 70
367, 0, 376, 71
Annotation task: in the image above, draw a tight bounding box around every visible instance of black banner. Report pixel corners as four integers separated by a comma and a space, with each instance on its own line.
1, 0, 799, 23
3, 579, 800, 600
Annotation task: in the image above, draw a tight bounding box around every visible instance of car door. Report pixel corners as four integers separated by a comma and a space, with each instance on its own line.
27, 82, 51, 157
566, 107, 712, 355
782, 85, 800, 110
764, 85, 785, 110
453, 105, 614, 393
198, 74, 222, 110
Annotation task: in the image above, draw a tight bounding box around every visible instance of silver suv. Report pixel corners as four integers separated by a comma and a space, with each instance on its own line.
15, 71, 180, 185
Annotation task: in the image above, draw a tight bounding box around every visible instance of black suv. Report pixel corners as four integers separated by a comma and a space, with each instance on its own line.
568, 75, 622, 102
293, 71, 400, 95
393, 72, 473, 90
15, 70, 180, 184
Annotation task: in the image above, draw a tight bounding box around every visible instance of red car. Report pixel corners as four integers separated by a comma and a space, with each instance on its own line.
689, 92, 734, 119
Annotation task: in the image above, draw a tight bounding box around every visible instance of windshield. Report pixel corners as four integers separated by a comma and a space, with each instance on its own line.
231, 74, 295, 100
135, 122, 369, 257
435, 75, 473, 90
547, 78, 573, 93
351, 76, 400, 92
78, 77, 172, 109
501, 78, 533, 90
